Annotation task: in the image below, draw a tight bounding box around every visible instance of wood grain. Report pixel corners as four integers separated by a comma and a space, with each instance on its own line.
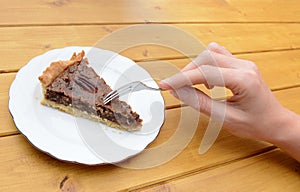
0, 0, 299, 25
0, 73, 17, 136
274, 87, 300, 113
138, 149, 300, 192
237, 49, 300, 90
1, 23, 300, 71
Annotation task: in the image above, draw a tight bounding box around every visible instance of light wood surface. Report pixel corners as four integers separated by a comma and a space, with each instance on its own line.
1, 23, 300, 71
1, 0, 299, 191
138, 149, 300, 192
1, 0, 299, 25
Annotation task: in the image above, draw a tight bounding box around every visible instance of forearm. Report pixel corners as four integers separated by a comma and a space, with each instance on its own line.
266, 109, 300, 162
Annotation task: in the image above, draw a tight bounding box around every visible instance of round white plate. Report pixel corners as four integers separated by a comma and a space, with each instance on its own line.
9, 46, 165, 165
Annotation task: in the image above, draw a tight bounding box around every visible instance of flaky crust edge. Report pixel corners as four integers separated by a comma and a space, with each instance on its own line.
38, 50, 85, 88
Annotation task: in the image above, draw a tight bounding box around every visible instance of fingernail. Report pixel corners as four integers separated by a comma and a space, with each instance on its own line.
208, 42, 219, 47
159, 79, 170, 90
160, 79, 168, 84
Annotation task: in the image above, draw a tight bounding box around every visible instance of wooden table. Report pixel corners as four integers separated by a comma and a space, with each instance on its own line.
1, 1, 300, 191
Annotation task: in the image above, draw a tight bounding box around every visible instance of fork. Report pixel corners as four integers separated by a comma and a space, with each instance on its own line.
103, 81, 161, 104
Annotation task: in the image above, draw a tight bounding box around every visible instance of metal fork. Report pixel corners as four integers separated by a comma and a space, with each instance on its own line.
103, 81, 161, 104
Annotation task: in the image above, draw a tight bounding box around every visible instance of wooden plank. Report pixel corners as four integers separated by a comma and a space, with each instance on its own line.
238, 50, 300, 90
274, 87, 300, 113
2, 50, 300, 136
137, 149, 300, 192
0, 0, 299, 25
1, 23, 300, 71
0, 109, 273, 192
0, 73, 17, 136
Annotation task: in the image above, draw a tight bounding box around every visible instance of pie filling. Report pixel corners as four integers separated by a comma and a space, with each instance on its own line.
39, 52, 142, 131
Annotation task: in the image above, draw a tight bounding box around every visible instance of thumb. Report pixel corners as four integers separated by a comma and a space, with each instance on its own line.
170, 87, 228, 122
170, 86, 210, 114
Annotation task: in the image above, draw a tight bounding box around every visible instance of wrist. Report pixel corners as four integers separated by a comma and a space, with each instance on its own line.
265, 108, 300, 148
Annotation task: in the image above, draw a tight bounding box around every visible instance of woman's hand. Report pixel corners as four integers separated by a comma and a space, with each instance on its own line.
159, 42, 300, 161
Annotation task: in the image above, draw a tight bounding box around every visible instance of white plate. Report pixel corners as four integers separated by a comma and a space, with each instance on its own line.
9, 46, 165, 165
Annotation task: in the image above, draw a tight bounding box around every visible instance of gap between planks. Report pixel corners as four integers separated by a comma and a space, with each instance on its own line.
132, 47, 300, 62
0, 131, 19, 138
0, 21, 300, 28
1, 47, 300, 74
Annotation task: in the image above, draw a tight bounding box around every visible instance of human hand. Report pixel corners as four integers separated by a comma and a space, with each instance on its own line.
159, 42, 295, 143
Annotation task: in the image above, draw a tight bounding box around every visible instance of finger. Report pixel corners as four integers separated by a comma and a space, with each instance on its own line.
181, 50, 211, 72
170, 86, 229, 121
204, 82, 214, 90
160, 69, 201, 90
160, 65, 237, 91
207, 42, 234, 58
181, 50, 242, 72
170, 87, 202, 111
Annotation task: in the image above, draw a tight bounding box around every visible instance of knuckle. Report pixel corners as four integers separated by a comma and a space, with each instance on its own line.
198, 49, 210, 59
203, 49, 211, 55
200, 51, 210, 62
234, 69, 260, 90
246, 61, 259, 71
198, 65, 210, 78
243, 70, 260, 88
234, 72, 246, 83
244, 69, 257, 79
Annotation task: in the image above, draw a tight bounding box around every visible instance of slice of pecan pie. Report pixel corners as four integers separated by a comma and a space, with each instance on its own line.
38, 51, 142, 131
